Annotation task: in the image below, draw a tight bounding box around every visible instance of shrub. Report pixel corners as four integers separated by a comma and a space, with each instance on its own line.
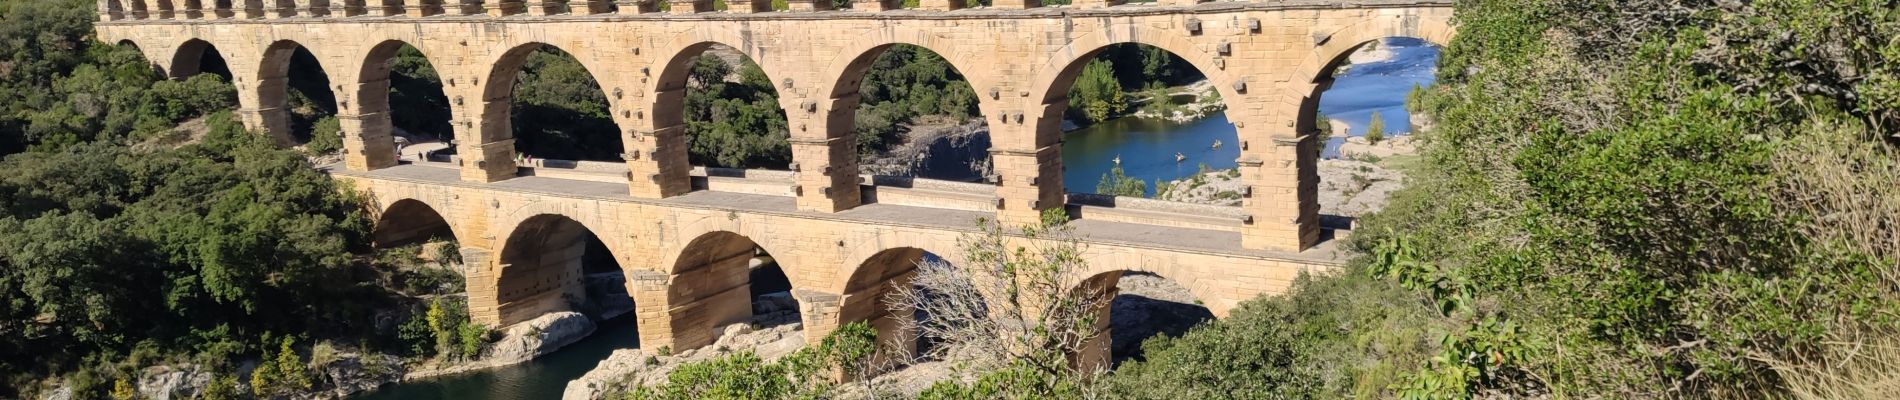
303, 116, 342, 156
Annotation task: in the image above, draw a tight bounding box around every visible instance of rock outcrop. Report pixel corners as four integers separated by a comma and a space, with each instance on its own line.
317, 352, 405, 398
487, 311, 598, 366
563, 310, 805, 400
136, 364, 213, 400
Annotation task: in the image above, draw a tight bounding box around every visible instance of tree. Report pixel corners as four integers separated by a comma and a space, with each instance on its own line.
1365, 111, 1385, 144
887, 209, 1115, 395
1096, 165, 1148, 197
275, 337, 312, 392
1069, 59, 1126, 124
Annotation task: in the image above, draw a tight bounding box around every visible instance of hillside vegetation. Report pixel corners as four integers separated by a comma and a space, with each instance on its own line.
1109, 0, 1900, 398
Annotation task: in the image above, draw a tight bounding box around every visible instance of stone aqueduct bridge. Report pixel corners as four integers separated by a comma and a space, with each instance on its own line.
96, 0, 1453, 358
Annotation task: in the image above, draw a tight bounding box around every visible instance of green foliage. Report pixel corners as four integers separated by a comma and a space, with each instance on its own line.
616, 322, 879, 399
510, 48, 621, 161
851, 45, 980, 157
1095, 165, 1147, 197
304, 116, 342, 156
917, 360, 1092, 400
419, 297, 484, 361
457, 322, 487, 359
0, 111, 375, 386
1365, 111, 1386, 144
109, 378, 136, 400
1107, 260, 1439, 399
273, 337, 312, 392
682, 56, 792, 169
199, 375, 239, 400
247, 336, 312, 397
1331, 0, 1900, 397
1069, 59, 1126, 124
386, 45, 454, 139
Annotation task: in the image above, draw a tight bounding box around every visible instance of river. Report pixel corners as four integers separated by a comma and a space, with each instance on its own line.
350, 315, 640, 400
1058, 37, 1440, 195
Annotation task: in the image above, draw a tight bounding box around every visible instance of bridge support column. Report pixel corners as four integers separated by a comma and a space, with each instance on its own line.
1240, 134, 1319, 252
237, 107, 297, 147
917, 0, 964, 10
571, 0, 610, 14
459, 139, 518, 183
660, 262, 753, 351
464, 247, 503, 326
726, 0, 771, 13
237, 0, 265, 18
153, 4, 175, 19
851, 0, 896, 11
371, 0, 402, 16
296, 0, 331, 17
404, 0, 442, 16
790, 137, 862, 213
180, 1, 204, 18
487, 0, 525, 15
242, 75, 299, 146
340, 112, 398, 171
627, 125, 692, 199
446, 0, 483, 15
989, 0, 1039, 9
627, 270, 683, 352
523, 1, 561, 15
207, 1, 235, 18
991, 146, 1064, 226
614, 0, 659, 13
265, 0, 296, 17
668, 0, 713, 13
328, 0, 364, 16
797, 290, 844, 344
783, 0, 834, 11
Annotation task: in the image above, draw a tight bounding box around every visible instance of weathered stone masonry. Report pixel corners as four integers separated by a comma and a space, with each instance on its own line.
97, 0, 1454, 358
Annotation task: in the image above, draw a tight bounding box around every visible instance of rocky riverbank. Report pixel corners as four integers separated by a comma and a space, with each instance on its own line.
1129, 80, 1226, 123
563, 294, 807, 400
860, 119, 991, 179
1155, 136, 1419, 217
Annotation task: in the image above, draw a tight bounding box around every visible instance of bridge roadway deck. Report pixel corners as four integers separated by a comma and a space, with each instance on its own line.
328, 162, 1354, 266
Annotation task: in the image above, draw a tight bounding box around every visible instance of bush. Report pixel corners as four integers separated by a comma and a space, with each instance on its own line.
616, 322, 878, 399
1365, 111, 1385, 144
304, 116, 342, 156
1107, 263, 1438, 399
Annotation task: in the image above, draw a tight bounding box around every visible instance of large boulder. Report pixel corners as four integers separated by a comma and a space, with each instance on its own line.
137, 364, 212, 400
320, 352, 405, 398
486, 311, 597, 365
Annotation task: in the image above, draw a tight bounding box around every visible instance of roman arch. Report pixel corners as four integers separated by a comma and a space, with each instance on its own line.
99, 0, 1455, 353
